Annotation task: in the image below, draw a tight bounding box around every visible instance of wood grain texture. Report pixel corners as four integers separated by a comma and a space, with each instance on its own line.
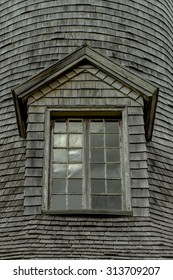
0, 0, 173, 259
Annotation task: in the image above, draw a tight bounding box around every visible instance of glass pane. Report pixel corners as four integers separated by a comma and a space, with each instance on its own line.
107, 180, 121, 193
69, 149, 82, 162
106, 148, 120, 162
90, 134, 104, 147
91, 195, 106, 210
68, 179, 82, 193
51, 195, 66, 210
53, 164, 67, 178
68, 164, 82, 178
91, 149, 104, 162
106, 134, 119, 147
53, 149, 67, 163
90, 121, 104, 133
90, 164, 105, 178
69, 134, 83, 147
91, 195, 122, 210
107, 195, 122, 210
54, 122, 66, 133
54, 134, 67, 147
68, 195, 82, 209
68, 121, 82, 132
107, 164, 121, 178
52, 179, 66, 193
91, 179, 105, 193
105, 121, 119, 133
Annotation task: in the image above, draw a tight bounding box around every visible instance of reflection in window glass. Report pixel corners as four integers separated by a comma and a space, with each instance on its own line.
53, 164, 67, 178
90, 121, 104, 133
54, 122, 66, 133
69, 134, 83, 147
68, 121, 82, 132
53, 149, 67, 163
68, 164, 82, 178
50, 118, 123, 212
54, 134, 67, 147
69, 149, 82, 162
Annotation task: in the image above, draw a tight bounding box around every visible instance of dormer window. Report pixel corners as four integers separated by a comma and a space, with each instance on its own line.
43, 108, 131, 214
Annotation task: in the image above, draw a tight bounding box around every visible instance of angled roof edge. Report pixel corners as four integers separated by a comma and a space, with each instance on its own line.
12, 44, 159, 140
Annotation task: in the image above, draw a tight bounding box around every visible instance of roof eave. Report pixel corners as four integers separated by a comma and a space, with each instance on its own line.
12, 45, 159, 140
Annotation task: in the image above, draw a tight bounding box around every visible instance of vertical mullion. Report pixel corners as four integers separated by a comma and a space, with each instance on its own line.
66, 119, 69, 210
104, 119, 107, 195
119, 119, 124, 210
83, 119, 90, 209
49, 120, 54, 210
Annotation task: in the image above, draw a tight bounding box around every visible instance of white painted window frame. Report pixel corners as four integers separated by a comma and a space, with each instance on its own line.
42, 106, 132, 215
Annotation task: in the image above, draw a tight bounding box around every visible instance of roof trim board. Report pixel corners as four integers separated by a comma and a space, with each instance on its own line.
12, 44, 159, 140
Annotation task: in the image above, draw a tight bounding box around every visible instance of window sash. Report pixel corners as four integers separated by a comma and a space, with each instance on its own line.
50, 118, 123, 211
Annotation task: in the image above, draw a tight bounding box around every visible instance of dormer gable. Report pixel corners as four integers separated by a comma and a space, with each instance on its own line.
12, 45, 159, 141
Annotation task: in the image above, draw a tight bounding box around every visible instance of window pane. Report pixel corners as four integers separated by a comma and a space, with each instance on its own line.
54, 122, 66, 133
106, 148, 120, 162
91, 195, 106, 209
52, 179, 66, 193
91, 179, 105, 193
68, 179, 82, 193
91, 195, 122, 210
90, 121, 104, 133
51, 195, 66, 210
107, 164, 121, 178
68, 164, 82, 178
91, 149, 104, 162
68, 121, 82, 132
107, 196, 122, 210
90, 164, 105, 178
106, 134, 119, 147
69, 149, 82, 162
54, 134, 67, 147
107, 180, 121, 193
53, 149, 67, 163
69, 134, 83, 147
68, 195, 82, 209
53, 164, 67, 178
105, 121, 119, 133
90, 134, 104, 147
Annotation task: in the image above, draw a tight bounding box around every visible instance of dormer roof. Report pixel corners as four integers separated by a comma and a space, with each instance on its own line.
12, 45, 159, 140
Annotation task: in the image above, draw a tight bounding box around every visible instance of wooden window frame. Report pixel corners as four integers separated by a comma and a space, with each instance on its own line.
42, 106, 132, 215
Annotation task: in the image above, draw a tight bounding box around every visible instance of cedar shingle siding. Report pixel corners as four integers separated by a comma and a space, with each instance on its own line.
0, 1, 173, 259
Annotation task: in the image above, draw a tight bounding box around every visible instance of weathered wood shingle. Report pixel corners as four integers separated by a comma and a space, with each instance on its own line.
0, 0, 173, 259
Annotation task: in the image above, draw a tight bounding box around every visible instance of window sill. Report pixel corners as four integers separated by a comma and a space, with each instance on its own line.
42, 209, 133, 216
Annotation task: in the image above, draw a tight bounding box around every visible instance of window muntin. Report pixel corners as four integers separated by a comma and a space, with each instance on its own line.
50, 118, 123, 211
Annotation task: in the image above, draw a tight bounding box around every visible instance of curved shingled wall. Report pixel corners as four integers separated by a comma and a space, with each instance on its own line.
0, 0, 173, 258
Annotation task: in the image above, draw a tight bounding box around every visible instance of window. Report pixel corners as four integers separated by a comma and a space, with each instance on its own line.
43, 109, 131, 214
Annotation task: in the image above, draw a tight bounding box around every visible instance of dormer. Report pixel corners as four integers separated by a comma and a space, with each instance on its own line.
12, 45, 159, 215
